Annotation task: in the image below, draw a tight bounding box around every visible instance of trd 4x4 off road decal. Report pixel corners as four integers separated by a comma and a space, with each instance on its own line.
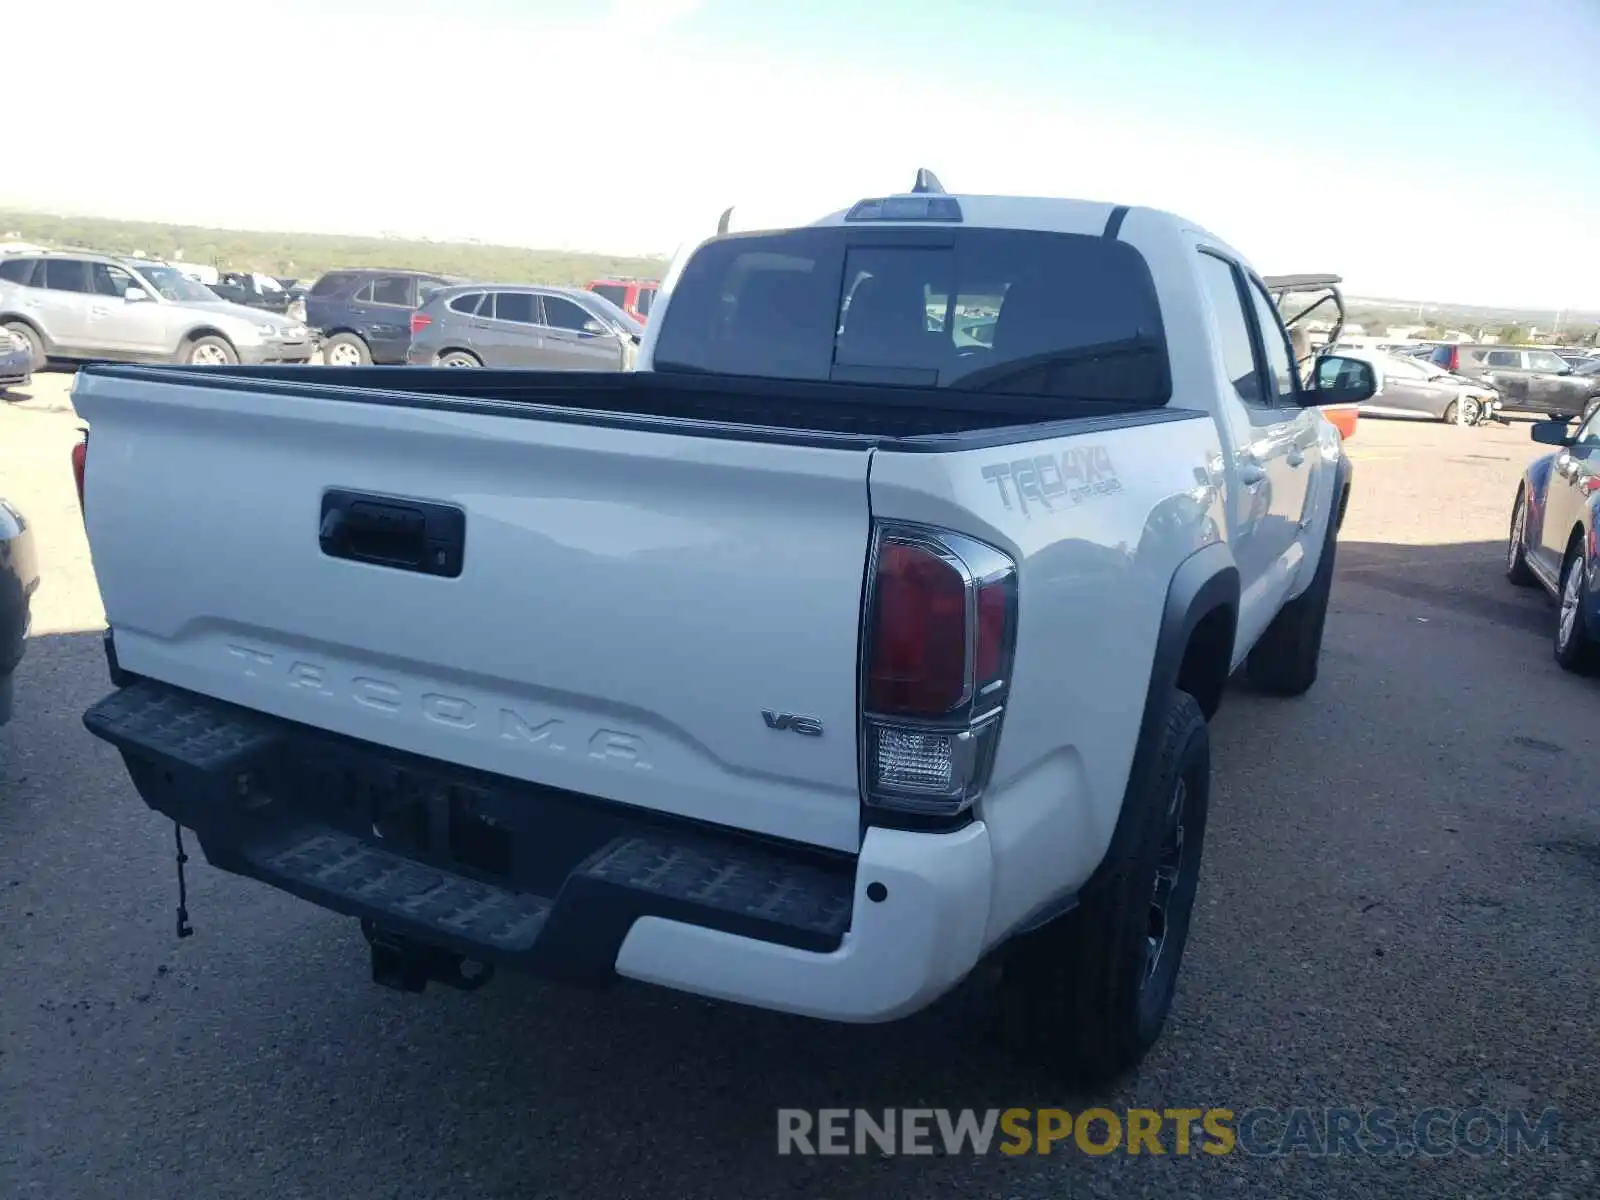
981, 445, 1123, 515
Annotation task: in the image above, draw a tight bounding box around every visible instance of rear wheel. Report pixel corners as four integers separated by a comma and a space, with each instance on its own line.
999, 688, 1210, 1084
1506, 489, 1537, 587
1554, 548, 1599, 674
438, 350, 481, 368
184, 335, 237, 366
3, 321, 45, 371
322, 333, 371, 366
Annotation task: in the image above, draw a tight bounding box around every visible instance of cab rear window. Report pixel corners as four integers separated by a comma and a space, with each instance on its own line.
651, 227, 1170, 404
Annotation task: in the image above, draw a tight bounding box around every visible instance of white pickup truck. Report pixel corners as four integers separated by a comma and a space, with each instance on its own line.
71, 175, 1375, 1082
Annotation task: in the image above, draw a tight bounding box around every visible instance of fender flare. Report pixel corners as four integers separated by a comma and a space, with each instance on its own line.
1084, 541, 1239, 896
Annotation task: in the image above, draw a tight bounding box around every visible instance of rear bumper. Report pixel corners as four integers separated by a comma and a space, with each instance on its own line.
82, 678, 992, 1022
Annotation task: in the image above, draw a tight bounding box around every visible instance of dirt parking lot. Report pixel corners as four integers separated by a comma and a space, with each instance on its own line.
2, 370, 1597, 1199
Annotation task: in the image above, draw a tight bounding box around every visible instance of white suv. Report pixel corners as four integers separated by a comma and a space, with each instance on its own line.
0, 252, 313, 369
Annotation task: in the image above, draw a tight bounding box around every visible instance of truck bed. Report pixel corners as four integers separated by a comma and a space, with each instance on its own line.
100, 363, 1186, 445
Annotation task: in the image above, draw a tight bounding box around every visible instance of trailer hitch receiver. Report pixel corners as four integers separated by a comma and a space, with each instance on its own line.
362, 921, 495, 993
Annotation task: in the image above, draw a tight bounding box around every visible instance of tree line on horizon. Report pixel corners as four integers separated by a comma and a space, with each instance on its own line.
0, 210, 670, 288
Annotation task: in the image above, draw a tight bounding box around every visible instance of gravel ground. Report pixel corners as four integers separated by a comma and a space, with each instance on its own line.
2, 375, 1596, 1199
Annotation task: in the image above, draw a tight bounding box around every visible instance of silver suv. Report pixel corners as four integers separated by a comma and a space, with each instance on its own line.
406, 284, 641, 371
0, 252, 313, 369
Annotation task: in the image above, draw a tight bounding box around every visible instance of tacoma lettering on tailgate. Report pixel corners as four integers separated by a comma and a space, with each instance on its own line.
225, 644, 651, 769
981, 445, 1123, 516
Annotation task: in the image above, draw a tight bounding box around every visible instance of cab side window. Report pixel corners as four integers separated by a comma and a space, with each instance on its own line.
1195, 252, 1265, 406
1245, 278, 1298, 404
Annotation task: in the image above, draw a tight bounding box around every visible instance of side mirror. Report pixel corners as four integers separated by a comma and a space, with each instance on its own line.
1531, 420, 1575, 448
124, 286, 150, 303
1308, 354, 1378, 406
581, 319, 611, 337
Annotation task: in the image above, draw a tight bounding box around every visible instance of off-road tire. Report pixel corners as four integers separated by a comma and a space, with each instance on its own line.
998, 688, 1210, 1084
1245, 521, 1338, 696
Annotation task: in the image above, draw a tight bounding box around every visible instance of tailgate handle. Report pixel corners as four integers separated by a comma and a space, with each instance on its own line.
319, 490, 465, 578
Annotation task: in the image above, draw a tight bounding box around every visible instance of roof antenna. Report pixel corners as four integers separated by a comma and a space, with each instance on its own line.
911, 169, 945, 195
716, 206, 734, 235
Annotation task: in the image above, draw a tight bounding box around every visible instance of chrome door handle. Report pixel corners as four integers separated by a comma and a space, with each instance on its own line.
1240, 463, 1267, 487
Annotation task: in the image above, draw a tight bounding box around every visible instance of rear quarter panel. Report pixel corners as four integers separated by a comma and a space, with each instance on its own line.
869, 413, 1227, 943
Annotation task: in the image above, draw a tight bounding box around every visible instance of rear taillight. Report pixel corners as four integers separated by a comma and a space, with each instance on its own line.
70, 430, 88, 513
410, 312, 432, 336
860, 523, 1018, 818
1447, 345, 1459, 372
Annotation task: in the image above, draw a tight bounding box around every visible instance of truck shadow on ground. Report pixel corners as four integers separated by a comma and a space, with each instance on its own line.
1332, 537, 1552, 636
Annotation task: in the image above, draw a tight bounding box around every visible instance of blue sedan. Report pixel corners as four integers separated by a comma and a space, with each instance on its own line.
0, 327, 32, 391
1508, 400, 1600, 671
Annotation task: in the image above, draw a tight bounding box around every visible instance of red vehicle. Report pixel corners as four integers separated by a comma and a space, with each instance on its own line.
587, 277, 658, 323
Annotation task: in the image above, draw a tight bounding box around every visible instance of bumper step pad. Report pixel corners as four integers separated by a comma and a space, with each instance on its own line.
255, 829, 553, 951
84, 679, 856, 969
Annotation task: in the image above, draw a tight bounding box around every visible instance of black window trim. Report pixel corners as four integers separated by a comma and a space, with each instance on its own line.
42, 256, 95, 295
482, 289, 542, 327
310, 271, 358, 298
365, 275, 416, 309
1197, 247, 1279, 410
540, 292, 601, 335
0, 256, 40, 287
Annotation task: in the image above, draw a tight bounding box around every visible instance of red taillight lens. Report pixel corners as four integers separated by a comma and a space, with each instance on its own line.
71, 434, 87, 512
410, 312, 432, 336
1447, 346, 1459, 372
860, 524, 1018, 818
975, 578, 1009, 683
867, 540, 968, 716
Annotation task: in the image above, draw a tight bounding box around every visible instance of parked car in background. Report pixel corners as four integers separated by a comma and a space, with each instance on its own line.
1428, 343, 1590, 418
587, 277, 658, 324
1507, 406, 1600, 672
0, 492, 39, 725
210, 272, 296, 315
304, 269, 454, 365
1555, 349, 1597, 369
1, 327, 33, 392
0, 252, 314, 368
407, 285, 643, 370
1333, 348, 1499, 423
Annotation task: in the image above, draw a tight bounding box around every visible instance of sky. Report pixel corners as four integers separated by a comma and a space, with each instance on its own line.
5, 0, 1598, 310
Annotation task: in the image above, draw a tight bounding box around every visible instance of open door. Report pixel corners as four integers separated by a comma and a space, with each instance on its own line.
1263, 273, 1358, 439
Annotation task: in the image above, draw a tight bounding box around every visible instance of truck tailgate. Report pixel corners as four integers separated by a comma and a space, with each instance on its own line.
74, 371, 873, 853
